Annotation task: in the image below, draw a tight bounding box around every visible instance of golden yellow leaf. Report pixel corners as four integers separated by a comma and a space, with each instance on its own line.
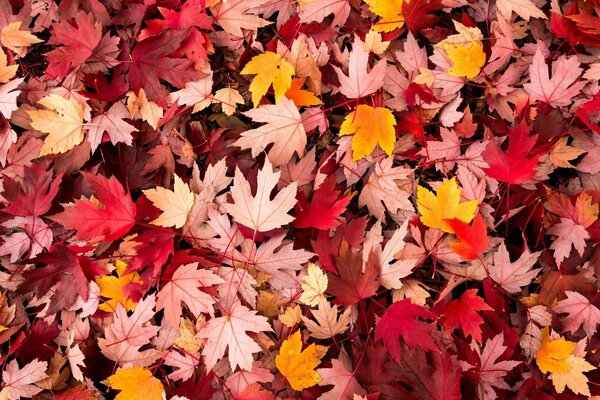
0, 22, 42, 55
364, 0, 405, 32
437, 21, 485, 79
143, 174, 194, 228
416, 177, 478, 233
549, 137, 586, 168
241, 51, 295, 107
442, 42, 486, 79
279, 305, 302, 327
27, 93, 85, 156
105, 367, 164, 400
339, 104, 396, 161
535, 327, 575, 374
276, 331, 327, 391
126, 89, 163, 130
299, 263, 328, 307
0, 50, 17, 83
96, 260, 143, 313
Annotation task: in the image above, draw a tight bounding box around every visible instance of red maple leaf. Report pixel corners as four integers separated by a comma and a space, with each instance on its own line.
294, 176, 351, 230
482, 121, 543, 184
20, 246, 102, 313
375, 299, 438, 364
129, 30, 201, 105
53, 385, 98, 400
51, 173, 136, 243
2, 164, 62, 217
402, 0, 443, 34
327, 241, 379, 305
446, 215, 490, 261
440, 289, 493, 343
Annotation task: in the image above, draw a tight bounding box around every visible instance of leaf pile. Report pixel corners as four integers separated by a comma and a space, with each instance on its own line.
0, 0, 599, 399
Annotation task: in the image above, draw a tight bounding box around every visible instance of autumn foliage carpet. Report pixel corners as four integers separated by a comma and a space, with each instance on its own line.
0, 0, 599, 399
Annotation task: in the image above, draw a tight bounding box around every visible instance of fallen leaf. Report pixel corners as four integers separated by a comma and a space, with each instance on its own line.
241, 51, 295, 107
275, 331, 327, 391
339, 104, 396, 161
105, 367, 164, 400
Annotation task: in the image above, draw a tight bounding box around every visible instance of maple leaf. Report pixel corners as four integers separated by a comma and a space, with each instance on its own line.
27, 93, 85, 156
156, 262, 224, 327
86, 102, 136, 152
524, 46, 585, 107
129, 30, 198, 105
285, 78, 321, 107
0, 51, 18, 83
275, 331, 327, 391
197, 301, 272, 372
402, 0, 443, 33
327, 242, 380, 305
95, 260, 143, 313
20, 246, 96, 313
105, 367, 164, 400
375, 299, 437, 364
109, 295, 160, 347
359, 158, 413, 219
317, 359, 366, 400
417, 177, 478, 233
234, 97, 306, 166
221, 159, 298, 232
0, 359, 48, 400
214, 87, 244, 115
489, 242, 541, 293
167, 72, 213, 113
294, 176, 351, 230
53, 386, 98, 400
333, 36, 386, 99
496, 0, 547, 21
441, 289, 493, 342
51, 173, 136, 243
126, 89, 164, 130
474, 333, 521, 399
45, 12, 101, 79
446, 214, 490, 260
549, 137, 586, 168
298, 0, 351, 27
302, 299, 351, 339
546, 218, 589, 266
0, 78, 23, 120
553, 291, 600, 337
365, 0, 405, 32
0, 22, 42, 54
210, 0, 271, 37
241, 51, 295, 107
143, 174, 194, 229
535, 328, 594, 396
299, 263, 328, 307
340, 105, 396, 161
482, 121, 542, 184
2, 163, 62, 217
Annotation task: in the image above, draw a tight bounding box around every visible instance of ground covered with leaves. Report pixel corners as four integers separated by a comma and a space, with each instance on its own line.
0, 0, 599, 399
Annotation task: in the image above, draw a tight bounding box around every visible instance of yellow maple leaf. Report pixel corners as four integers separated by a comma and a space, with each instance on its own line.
276, 331, 327, 391
535, 327, 576, 374
143, 174, 194, 228
535, 328, 595, 396
241, 51, 295, 107
0, 22, 42, 55
442, 42, 486, 79
416, 177, 478, 233
105, 367, 164, 400
340, 104, 396, 161
437, 21, 485, 79
549, 137, 586, 168
364, 0, 405, 32
27, 93, 85, 156
299, 263, 328, 307
279, 305, 302, 327
96, 260, 143, 313
0, 50, 18, 83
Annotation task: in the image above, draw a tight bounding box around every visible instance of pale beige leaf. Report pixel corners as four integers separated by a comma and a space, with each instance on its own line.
213, 87, 244, 116
302, 299, 351, 339
496, 0, 547, 21
299, 263, 328, 306
143, 175, 195, 228
0, 22, 42, 54
0, 51, 17, 83
221, 159, 298, 232
549, 355, 594, 396
549, 137, 586, 168
27, 93, 85, 156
